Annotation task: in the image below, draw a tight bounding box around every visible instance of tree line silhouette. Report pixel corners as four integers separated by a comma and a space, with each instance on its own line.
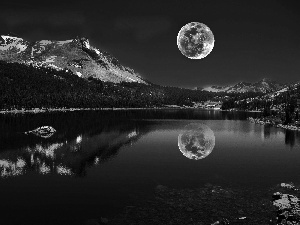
0, 61, 216, 110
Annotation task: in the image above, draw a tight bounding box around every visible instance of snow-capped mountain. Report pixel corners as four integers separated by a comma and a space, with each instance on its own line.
200, 85, 232, 92
200, 78, 286, 93
0, 35, 146, 84
0, 35, 28, 53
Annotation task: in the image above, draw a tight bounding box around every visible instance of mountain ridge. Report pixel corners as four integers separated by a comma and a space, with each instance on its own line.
198, 78, 287, 93
0, 35, 146, 84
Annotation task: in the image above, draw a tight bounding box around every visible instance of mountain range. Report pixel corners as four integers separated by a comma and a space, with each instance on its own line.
1, 34, 299, 111
0, 35, 295, 95
198, 78, 287, 94
0, 35, 145, 84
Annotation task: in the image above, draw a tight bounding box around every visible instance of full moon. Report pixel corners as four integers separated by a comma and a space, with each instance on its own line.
178, 123, 215, 160
177, 22, 215, 59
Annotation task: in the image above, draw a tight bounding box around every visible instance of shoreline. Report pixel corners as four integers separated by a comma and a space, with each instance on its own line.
109, 182, 299, 224
247, 116, 300, 131
0, 107, 263, 114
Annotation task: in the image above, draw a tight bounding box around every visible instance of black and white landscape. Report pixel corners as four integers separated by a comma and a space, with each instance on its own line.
1, 1, 300, 225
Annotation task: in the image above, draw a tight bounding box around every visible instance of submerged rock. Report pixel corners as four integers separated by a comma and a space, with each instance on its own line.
211, 218, 229, 225
280, 182, 299, 191
272, 192, 300, 224
25, 126, 56, 138
109, 184, 275, 224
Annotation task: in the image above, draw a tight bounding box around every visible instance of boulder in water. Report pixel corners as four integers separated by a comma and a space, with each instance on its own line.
25, 126, 56, 138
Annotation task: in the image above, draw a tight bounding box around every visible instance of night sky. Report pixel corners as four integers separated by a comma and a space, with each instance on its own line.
1, 0, 300, 89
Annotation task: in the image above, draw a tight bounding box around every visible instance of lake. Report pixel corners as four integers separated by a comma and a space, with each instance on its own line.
0, 109, 300, 225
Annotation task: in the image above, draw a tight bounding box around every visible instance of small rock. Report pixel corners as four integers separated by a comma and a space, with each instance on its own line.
280, 182, 299, 191
239, 217, 247, 220
220, 218, 230, 224
25, 126, 56, 139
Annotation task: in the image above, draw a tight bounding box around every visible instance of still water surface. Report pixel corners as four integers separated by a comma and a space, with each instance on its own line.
0, 109, 300, 225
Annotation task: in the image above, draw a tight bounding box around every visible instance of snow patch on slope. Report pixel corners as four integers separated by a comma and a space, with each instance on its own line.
45, 56, 57, 63
39, 40, 52, 45
57, 40, 73, 46
203, 86, 231, 92
92, 47, 100, 55
76, 71, 82, 77
82, 39, 90, 49
1, 35, 147, 84
0, 35, 27, 53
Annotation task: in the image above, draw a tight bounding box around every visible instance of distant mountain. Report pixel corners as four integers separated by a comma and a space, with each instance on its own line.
268, 81, 300, 98
0, 35, 146, 84
199, 78, 286, 93
220, 79, 300, 111
197, 85, 232, 93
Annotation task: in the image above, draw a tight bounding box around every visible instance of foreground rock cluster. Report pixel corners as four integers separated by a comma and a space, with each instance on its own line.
271, 183, 300, 225
83, 182, 300, 225
108, 184, 277, 225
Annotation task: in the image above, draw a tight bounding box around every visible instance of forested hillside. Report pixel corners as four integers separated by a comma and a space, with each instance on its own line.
0, 61, 215, 110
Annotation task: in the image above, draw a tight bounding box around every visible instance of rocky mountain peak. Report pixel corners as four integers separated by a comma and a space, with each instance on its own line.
79, 37, 90, 49
0, 35, 28, 54
0, 35, 146, 84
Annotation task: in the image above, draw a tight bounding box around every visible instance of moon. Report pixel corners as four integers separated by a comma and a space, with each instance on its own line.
178, 123, 215, 160
177, 22, 215, 59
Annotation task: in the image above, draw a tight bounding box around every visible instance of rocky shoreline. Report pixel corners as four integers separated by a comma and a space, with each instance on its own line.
85, 182, 300, 225
247, 117, 300, 132
0, 107, 155, 114
0, 107, 243, 115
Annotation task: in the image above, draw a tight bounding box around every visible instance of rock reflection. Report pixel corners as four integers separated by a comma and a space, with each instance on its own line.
0, 127, 142, 178
0, 158, 26, 177
56, 164, 73, 176
25, 143, 64, 159
39, 162, 51, 175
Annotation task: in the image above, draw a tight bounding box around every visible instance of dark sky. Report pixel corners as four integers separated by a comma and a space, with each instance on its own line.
1, 0, 300, 88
